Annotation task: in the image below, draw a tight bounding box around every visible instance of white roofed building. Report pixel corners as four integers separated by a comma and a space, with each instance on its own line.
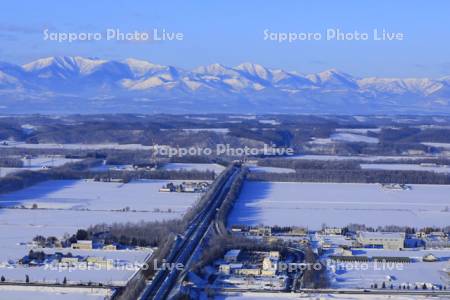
357, 232, 405, 250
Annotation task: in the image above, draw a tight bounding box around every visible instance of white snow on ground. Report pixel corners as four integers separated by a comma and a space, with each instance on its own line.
360, 163, 450, 174
336, 128, 382, 134
229, 115, 256, 120
290, 155, 439, 161
0, 208, 151, 285
423, 142, 450, 149
308, 137, 334, 144
258, 120, 281, 125
248, 166, 295, 174
182, 128, 230, 133
330, 133, 379, 144
20, 124, 37, 134
0, 179, 199, 211
214, 292, 443, 300
20, 156, 81, 168
162, 163, 225, 174
89, 164, 134, 172
0, 167, 24, 177
355, 248, 450, 258
309, 133, 379, 144
227, 181, 450, 229
0, 286, 108, 300
0, 141, 156, 150
0, 156, 81, 178
0, 179, 198, 284
330, 249, 450, 289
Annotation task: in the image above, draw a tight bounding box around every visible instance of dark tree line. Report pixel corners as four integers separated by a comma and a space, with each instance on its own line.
88, 220, 185, 248
258, 159, 361, 170
0, 159, 101, 195
93, 169, 217, 182
248, 169, 450, 184
0, 157, 23, 168
380, 127, 450, 144
258, 157, 450, 170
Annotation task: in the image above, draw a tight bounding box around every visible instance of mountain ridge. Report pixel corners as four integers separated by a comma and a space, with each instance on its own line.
1, 56, 449, 114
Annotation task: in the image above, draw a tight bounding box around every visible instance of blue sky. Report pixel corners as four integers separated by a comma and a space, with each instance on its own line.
1, 0, 449, 78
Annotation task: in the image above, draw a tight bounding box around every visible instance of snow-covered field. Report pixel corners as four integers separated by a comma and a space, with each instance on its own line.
0, 179, 199, 212
0, 208, 150, 284
360, 163, 450, 173
423, 142, 450, 149
258, 119, 281, 125
227, 181, 450, 229
0, 141, 156, 150
0, 179, 198, 284
0, 286, 109, 300
0, 156, 81, 177
336, 128, 382, 134
248, 166, 295, 174
89, 164, 134, 172
214, 292, 444, 300
20, 156, 81, 168
162, 163, 225, 174
290, 155, 440, 161
331, 133, 379, 144
329, 249, 450, 289
310, 133, 379, 144
182, 128, 230, 133
0, 167, 22, 177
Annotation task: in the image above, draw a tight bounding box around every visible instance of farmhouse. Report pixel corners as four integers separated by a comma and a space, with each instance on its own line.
71, 240, 93, 250
103, 244, 117, 251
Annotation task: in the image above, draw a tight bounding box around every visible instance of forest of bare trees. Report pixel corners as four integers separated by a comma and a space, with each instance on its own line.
249, 169, 450, 184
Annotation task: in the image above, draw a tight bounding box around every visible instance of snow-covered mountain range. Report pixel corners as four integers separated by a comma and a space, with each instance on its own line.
1, 56, 450, 114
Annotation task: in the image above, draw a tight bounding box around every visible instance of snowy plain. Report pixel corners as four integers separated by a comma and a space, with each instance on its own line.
162, 163, 225, 174
329, 248, 450, 289
422, 142, 450, 149
227, 181, 450, 229
360, 163, 450, 174
0, 156, 81, 178
248, 166, 295, 174
0, 179, 198, 284
0, 141, 156, 150
289, 155, 440, 161
0, 179, 200, 212
310, 133, 379, 144
182, 128, 230, 133
213, 292, 445, 300
0, 286, 109, 300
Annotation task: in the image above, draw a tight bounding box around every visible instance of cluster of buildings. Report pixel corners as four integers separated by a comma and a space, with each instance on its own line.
213, 249, 288, 290
219, 249, 281, 276
380, 183, 412, 191
159, 181, 210, 193
417, 231, 450, 249
70, 240, 117, 251
30, 236, 120, 251
231, 225, 307, 237
17, 250, 118, 270
232, 224, 450, 252
30, 232, 151, 252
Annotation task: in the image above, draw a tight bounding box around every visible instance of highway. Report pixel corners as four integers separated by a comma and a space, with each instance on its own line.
140, 165, 242, 300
